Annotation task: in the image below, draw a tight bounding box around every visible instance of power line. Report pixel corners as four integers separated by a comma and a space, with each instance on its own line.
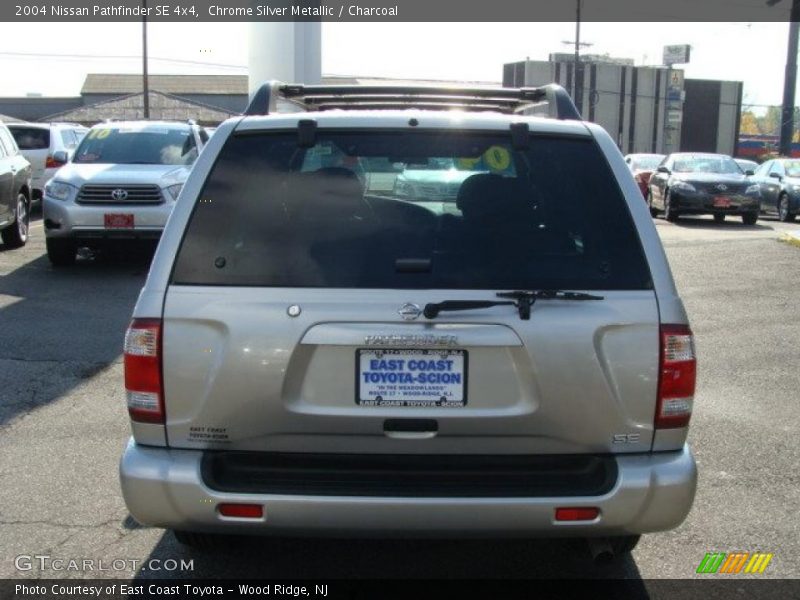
0, 50, 247, 70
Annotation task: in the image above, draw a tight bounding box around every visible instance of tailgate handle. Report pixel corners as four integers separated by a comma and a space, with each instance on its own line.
383, 419, 438, 440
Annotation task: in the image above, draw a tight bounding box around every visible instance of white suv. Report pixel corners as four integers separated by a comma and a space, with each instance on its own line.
43, 120, 208, 266
7, 122, 88, 203
120, 83, 697, 559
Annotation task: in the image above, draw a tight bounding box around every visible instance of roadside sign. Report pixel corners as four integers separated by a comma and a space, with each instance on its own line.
669, 70, 684, 90
664, 44, 691, 66
667, 110, 683, 124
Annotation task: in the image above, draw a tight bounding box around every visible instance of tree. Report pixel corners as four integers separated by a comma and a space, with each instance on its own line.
761, 106, 782, 137
740, 111, 761, 135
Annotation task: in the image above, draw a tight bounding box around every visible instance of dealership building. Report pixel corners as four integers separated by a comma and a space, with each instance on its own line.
503, 55, 743, 156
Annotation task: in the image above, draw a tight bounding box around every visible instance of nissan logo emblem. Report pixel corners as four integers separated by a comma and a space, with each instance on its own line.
111, 188, 128, 201
398, 303, 422, 321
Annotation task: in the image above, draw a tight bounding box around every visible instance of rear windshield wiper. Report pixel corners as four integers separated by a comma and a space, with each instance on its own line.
423, 290, 604, 321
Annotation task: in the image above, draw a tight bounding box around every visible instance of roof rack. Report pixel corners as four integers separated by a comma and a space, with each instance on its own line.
244, 81, 581, 120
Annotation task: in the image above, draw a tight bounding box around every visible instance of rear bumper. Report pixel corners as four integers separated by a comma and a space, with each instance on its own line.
120, 440, 697, 537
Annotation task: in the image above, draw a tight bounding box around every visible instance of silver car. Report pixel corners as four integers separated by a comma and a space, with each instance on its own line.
120, 84, 697, 559
43, 120, 208, 266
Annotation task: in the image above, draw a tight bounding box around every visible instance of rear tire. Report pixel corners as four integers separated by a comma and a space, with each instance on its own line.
609, 535, 641, 556
778, 193, 796, 222
1, 193, 29, 248
664, 190, 680, 222
46, 238, 77, 266
742, 212, 758, 226
713, 213, 725, 223
172, 530, 228, 551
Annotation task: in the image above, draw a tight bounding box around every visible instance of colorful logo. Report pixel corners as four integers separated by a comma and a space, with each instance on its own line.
696, 552, 773, 574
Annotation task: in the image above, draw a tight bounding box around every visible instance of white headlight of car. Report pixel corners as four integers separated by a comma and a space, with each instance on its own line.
671, 181, 696, 193
166, 183, 184, 201
745, 184, 761, 195
44, 181, 78, 202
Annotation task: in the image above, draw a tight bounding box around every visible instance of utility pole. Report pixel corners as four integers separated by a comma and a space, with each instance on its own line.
561, 0, 592, 116
574, 0, 583, 112
142, 0, 150, 119
770, 0, 800, 155
780, 20, 799, 155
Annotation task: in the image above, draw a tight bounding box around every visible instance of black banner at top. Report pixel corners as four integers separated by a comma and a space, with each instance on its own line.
1, 0, 797, 22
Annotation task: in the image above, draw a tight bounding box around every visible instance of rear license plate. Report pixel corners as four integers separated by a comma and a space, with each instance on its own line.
104, 213, 134, 229
713, 196, 732, 208
356, 348, 467, 407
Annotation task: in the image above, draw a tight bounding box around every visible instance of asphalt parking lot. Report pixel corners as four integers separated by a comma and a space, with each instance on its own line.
1, 212, 799, 580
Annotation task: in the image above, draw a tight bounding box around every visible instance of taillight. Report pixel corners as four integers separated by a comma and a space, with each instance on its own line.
218, 504, 264, 519
656, 324, 696, 429
555, 507, 600, 521
124, 318, 164, 423
45, 155, 66, 169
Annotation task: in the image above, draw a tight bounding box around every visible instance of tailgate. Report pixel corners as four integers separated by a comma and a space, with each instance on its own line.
162, 287, 659, 455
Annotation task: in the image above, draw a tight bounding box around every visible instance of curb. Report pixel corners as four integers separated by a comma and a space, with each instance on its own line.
779, 230, 800, 248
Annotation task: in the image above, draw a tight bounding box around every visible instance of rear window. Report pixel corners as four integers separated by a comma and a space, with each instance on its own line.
172, 131, 651, 290
8, 126, 49, 150
73, 126, 197, 165
60, 129, 79, 149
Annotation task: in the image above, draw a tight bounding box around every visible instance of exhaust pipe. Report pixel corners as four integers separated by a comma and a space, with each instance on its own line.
587, 538, 615, 565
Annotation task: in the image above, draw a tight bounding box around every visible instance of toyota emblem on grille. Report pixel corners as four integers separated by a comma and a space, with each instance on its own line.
398, 303, 422, 321
111, 188, 128, 201
716, 184, 728, 191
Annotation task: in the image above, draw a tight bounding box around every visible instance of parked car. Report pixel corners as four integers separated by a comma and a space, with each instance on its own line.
750, 158, 800, 222
648, 152, 761, 224
0, 122, 32, 248
734, 158, 758, 175
7, 122, 88, 204
120, 83, 697, 558
624, 153, 664, 199
43, 120, 208, 266
393, 158, 489, 204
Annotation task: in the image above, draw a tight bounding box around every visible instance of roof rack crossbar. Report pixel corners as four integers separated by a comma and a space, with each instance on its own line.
313, 102, 526, 113
302, 94, 525, 106
244, 81, 580, 120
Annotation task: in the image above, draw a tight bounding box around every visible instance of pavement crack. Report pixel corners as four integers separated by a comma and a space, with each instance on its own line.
0, 517, 121, 530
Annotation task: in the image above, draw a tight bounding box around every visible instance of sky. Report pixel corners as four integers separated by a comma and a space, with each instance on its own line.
0, 21, 791, 112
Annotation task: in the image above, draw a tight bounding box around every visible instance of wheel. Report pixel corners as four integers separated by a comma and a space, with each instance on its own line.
173, 530, 228, 550
1, 192, 29, 248
713, 214, 725, 223
647, 191, 658, 218
46, 237, 77, 266
742, 212, 758, 226
609, 535, 641, 556
778, 193, 796, 222
664, 190, 680, 222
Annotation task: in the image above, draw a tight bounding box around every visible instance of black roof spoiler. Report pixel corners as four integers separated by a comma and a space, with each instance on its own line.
244, 81, 581, 120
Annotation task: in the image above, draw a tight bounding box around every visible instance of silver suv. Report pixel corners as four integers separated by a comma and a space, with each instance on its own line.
43, 120, 208, 266
120, 83, 697, 558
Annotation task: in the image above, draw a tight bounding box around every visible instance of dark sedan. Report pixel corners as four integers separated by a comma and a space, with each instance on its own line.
750, 158, 800, 222
648, 153, 760, 225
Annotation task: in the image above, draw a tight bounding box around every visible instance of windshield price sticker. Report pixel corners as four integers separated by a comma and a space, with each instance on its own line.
357, 348, 467, 407
86, 128, 112, 140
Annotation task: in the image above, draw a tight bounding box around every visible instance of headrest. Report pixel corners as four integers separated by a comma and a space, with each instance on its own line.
456, 173, 529, 221
292, 167, 367, 222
